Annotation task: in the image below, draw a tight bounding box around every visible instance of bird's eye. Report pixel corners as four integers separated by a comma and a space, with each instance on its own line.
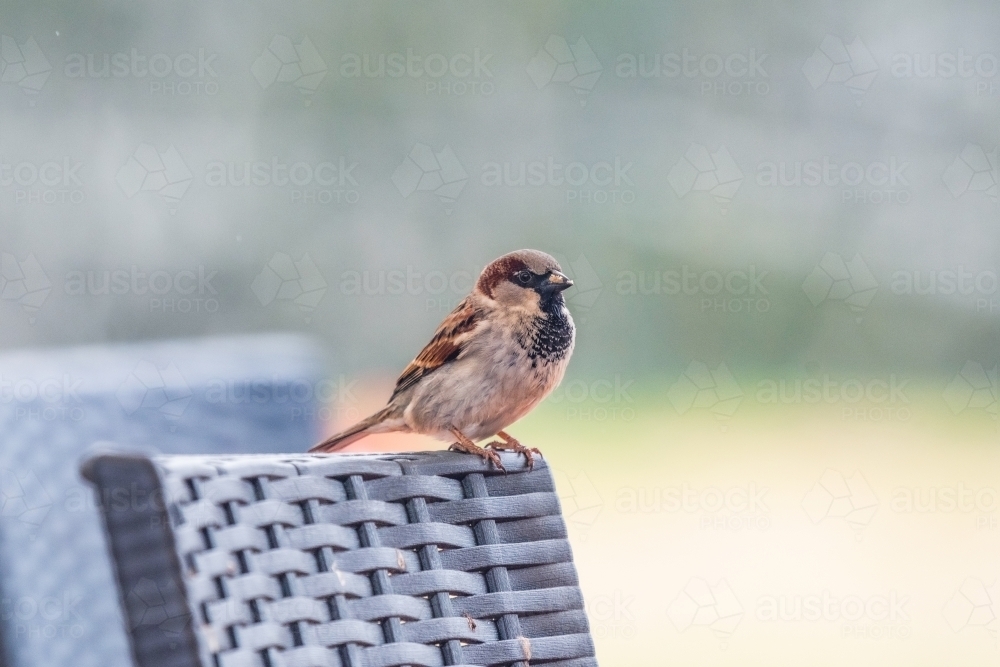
516, 270, 532, 284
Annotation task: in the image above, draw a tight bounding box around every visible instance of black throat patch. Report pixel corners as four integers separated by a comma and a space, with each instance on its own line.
519, 295, 574, 363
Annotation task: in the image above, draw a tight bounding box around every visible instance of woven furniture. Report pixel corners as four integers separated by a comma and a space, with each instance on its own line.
83, 451, 598, 667
0, 335, 323, 667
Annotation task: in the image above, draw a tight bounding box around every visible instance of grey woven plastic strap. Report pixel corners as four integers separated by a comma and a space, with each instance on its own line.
93, 451, 598, 667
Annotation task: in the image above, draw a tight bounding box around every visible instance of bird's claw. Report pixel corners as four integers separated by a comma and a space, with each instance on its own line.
483, 447, 506, 473
487, 438, 542, 470
449, 441, 506, 473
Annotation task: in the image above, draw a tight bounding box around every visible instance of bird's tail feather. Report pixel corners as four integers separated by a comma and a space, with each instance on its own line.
309, 407, 396, 453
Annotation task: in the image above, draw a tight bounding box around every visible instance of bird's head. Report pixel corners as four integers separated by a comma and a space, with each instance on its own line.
475, 249, 573, 312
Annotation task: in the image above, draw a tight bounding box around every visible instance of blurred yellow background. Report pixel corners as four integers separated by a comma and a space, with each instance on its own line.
327, 377, 999, 665
2, 0, 999, 663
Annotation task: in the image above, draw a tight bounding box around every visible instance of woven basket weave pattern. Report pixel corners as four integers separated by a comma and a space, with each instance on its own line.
158, 452, 597, 667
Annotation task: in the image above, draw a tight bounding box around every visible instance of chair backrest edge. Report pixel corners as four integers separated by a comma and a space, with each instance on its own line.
83, 454, 203, 667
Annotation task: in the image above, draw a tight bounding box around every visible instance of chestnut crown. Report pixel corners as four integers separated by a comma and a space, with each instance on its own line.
475, 249, 573, 305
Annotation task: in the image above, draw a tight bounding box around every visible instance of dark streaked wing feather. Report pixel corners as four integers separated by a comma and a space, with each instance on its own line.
390, 297, 483, 401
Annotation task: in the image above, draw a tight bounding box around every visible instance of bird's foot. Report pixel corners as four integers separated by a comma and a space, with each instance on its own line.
449, 427, 505, 472
487, 431, 542, 470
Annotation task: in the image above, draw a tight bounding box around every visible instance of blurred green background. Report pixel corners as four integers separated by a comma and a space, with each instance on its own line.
1, 0, 998, 664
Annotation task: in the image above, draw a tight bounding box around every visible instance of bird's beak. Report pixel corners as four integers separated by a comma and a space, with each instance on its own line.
545, 270, 573, 293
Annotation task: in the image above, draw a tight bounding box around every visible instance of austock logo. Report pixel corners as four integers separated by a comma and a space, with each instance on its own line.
480, 156, 635, 205
0, 373, 85, 423
802, 469, 878, 539
802, 35, 878, 106
615, 48, 769, 98
585, 590, 636, 640
943, 578, 997, 637
548, 374, 635, 423
667, 578, 744, 645
755, 590, 910, 639
0, 252, 51, 324
392, 143, 468, 214
251, 252, 327, 323
126, 578, 191, 639
526, 35, 602, 106
667, 143, 743, 214
0, 468, 53, 527
339, 266, 473, 295
64, 47, 219, 97
801, 252, 878, 321
252, 35, 327, 102
889, 266, 999, 317
616, 483, 770, 531
755, 371, 912, 422
551, 468, 603, 540
116, 144, 193, 213
616, 265, 770, 316
890, 484, 998, 516
552, 254, 603, 322
116, 360, 193, 423
943, 361, 997, 419
63, 265, 220, 315
339, 47, 494, 97
892, 49, 1000, 96
204, 156, 360, 205
1, 156, 85, 205
1, 590, 84, 639
667, 361, 743, 429
943, 144, 998, 202
0, 35, 52, 101
756, 155, 911, 205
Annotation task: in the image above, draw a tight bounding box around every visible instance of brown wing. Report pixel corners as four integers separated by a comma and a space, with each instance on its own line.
390, 297, 483, 401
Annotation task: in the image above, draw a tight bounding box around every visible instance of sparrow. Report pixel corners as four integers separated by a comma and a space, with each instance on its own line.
310, 249, 576, 471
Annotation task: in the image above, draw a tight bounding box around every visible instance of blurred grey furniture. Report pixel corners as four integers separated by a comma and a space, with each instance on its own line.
0, 336, 325, 667
83, 451, 597, 667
